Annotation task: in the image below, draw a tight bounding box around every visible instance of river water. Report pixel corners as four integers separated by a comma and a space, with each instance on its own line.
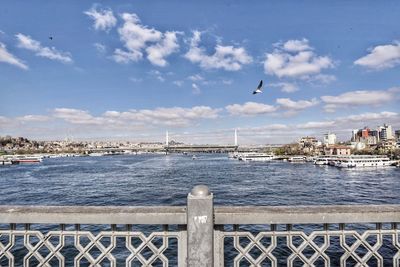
0, 154, 400, 266
0, 154, 399, 206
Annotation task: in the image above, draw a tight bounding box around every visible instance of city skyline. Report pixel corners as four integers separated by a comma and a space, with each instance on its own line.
1, 1, 400, 144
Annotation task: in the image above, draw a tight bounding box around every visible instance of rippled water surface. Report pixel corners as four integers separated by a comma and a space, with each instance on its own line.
1, 154, 399, 206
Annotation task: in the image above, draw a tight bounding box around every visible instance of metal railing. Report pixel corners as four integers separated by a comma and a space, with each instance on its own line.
0, 185, 400, 266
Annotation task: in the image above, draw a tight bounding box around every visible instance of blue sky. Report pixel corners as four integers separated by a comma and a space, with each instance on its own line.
0, 1, 399, 144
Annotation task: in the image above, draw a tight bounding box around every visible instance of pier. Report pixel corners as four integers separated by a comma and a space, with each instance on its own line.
0, 185, 400, 266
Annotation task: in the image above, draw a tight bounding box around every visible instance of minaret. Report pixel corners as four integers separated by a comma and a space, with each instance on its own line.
166, 130, 169, 146
234, 129, 238, 146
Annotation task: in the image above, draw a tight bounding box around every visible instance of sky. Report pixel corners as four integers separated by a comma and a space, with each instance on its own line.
0, 1, 399, 144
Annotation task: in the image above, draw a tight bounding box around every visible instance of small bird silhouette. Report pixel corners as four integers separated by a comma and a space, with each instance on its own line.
252, 80, 263, 94
49, 36, 53, 40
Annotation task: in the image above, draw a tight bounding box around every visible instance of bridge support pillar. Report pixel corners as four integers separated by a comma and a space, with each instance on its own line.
187, 185, 214, 266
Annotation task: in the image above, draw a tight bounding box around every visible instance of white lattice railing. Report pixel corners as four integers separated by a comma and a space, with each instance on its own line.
1, 185, 400, 266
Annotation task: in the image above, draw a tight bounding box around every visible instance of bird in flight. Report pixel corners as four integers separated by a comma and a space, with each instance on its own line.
252, 80, 263, 94
49, 36, 53, 40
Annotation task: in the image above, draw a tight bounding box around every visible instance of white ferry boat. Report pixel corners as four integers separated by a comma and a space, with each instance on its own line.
228, 152, 239, 159
238, 152, 275, 162
314, 156, 338, 165
334, 155, 396, 168
11, 156, 43, 164
288, 156, 306, 162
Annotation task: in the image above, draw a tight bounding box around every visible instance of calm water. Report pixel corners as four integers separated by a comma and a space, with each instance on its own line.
1, 154, 400, 265
0, 153, 399, 206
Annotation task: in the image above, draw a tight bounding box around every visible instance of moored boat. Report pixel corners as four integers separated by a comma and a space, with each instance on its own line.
238, 152, 275, 162
11, 156, 42, 164
288, 156, 306, 162
334, 155, 396, 168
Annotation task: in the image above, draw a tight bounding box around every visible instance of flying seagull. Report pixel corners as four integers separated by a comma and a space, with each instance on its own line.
252, 80, 263, 94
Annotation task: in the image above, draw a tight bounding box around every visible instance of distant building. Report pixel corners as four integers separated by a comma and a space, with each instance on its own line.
350, 142, 366, 150
324, 145, 351, 155
378, 139, 397, 150
323, 133, 336, 145
298, 136, 321, 154
395, 130, 400, 140
299, 136, 320, 147
378, 124, 394, 140
352, 127, 378, 145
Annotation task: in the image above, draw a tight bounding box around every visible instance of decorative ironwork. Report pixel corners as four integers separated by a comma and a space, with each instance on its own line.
216, 227, 400, 266
0, 229, 182, 266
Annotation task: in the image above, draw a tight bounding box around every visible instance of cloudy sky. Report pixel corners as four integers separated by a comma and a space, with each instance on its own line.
0, 1, 399, 144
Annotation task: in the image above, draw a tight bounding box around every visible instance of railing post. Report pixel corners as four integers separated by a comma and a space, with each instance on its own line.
187, 185, 214, 266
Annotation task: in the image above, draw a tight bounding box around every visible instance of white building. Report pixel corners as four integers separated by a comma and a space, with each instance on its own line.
323, 133, 337, 145
378, 124, 393, 140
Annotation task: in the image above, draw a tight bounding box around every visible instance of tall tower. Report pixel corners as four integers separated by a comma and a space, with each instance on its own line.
234, 129, 238, 146
166, 130, 169, 146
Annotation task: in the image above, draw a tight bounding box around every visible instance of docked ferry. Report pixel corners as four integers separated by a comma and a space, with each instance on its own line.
314, 156, 339, 165
238, 152, 275, 162
11, 156, 43, 164
334, 155, 396, 168
288, 156, 306, 162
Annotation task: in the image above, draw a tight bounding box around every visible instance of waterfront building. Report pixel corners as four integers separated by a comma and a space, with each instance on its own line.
324, 145, 351, 156
378, 139, 398, 150
323, 133, 336, 146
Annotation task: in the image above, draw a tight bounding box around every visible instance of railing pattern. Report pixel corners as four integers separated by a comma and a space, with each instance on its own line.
1, 185, 400, 266
0, 228, 185, 266
215, 225, 400, 266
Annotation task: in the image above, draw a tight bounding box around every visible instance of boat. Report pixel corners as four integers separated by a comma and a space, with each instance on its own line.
0, 159, 13, 165
11, 156, 42, 164
288, 156, 306, 162
314, 156, 338, 165
334, 155, 397, 168
88, 152, 105, 157
238, 152, 275, 162
228, 152, 239, 159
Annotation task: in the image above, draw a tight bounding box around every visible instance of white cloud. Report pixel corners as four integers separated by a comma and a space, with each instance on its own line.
0, 42, 28, 69
338, 111, 398, 122
264, 38, 334, 79
281, 38, 312, 52
354, 41, 400, 70
113, 13, 179, 66
222, 79, 233, 85
192, 83, 201, 94
184, 31, 252, 71
16, 115, 50, 122
321, 88, 399, 112
188, 74, 204, 81
53, 108, 104, 125
297, 121, 335, 129
226, 102, 277, 116
270, 82, 299, 93
16, 33, 72, 63
93, 43, 106, 53
102, 106, 220, 127
146, 31, 180, 66
148, 70, 165, 82
308, 74, 336, 84
276, 98, 319, 110
173, 80, 184, 87
129, 77, 142, 82
84, 5, 117, 32
50, 106, 221, 128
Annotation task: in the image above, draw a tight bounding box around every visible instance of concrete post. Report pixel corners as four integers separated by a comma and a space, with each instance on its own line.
187, 185, 214, 266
